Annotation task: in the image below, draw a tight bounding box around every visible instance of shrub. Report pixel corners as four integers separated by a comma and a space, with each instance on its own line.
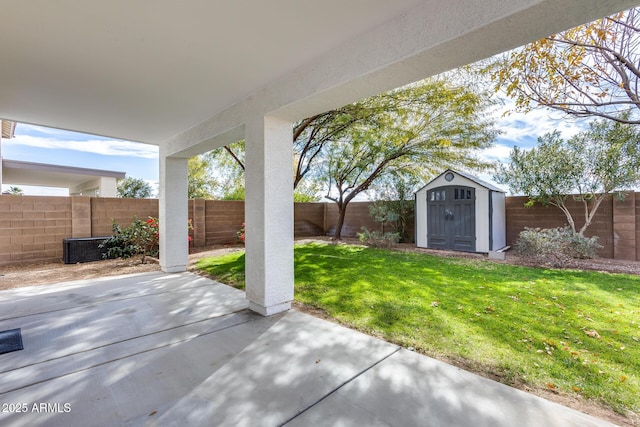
357, 227, 400, 248
515, 227, 601, 267
100, 217, 159, 263
237, 222, 245, 243
100, 221, 139, 260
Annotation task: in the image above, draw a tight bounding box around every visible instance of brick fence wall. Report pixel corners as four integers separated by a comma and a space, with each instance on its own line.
505, 193, 639, 261
0, 196, 394, 265
0, 193, 637, 265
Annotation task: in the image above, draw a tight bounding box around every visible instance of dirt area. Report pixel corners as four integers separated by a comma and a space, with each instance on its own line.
1, 238, 638, 425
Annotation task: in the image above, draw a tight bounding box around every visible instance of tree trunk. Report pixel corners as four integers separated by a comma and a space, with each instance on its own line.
333, 204, 348, 240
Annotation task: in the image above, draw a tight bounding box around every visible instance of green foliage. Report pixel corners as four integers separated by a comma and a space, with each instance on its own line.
192, 74, 495, 215
293, 180, 321, 202
196, 242, 640, 414
188, 155, 217, 199
492, 7, 640, 124
203, 141, 245, 199
357, 227, 400, 248
323, 77, 497, 239
368, 173, 416, 242
100, 217, 159, 263
515, 227, 602, 267
219, 185, 245, 201
116, 177, 153, 198
495, 119, 640, 235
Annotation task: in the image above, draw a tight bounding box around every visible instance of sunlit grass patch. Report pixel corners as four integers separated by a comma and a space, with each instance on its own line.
196, 242, 640, 415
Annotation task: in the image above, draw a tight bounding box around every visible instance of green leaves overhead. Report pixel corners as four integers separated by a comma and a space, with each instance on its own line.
492, 7, 640, 124
321, 78, 498, 238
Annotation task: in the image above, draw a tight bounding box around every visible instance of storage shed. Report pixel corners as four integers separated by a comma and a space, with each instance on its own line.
415, 169, 506, 253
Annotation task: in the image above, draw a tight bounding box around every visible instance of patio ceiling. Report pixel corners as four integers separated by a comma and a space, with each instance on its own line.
1, 1, 637, 147
0, 0, 424, 144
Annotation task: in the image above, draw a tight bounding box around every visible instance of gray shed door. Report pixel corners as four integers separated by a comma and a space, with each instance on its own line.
427, 186, 476, 251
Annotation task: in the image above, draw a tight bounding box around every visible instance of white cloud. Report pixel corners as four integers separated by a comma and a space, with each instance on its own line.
145, 180, 160, 198
492, 96, 591, 146
7, 134, 159, 159
479, 143, 513, 163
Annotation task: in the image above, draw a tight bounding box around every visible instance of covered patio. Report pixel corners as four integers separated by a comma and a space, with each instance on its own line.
0, 0, 636, 424
0, 0, 635, 316
0, 272, 616, 426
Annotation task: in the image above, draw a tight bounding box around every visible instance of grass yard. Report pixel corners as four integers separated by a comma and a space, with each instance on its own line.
196, 242, 640, 416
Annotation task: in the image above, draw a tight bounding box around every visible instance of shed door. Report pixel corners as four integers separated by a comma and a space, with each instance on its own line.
427, 186, 476, 251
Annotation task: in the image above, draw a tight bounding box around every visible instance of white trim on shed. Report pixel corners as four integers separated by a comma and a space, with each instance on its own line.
415, 169, 506, 253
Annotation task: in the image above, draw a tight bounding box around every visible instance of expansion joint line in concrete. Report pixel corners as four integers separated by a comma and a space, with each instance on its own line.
279, 346, 402, 426
0, 308, 253, 395
0, 281, 215, 322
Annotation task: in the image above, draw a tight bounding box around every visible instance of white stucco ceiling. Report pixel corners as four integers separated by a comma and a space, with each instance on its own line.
0, 1, 637, 147
0, 0, 423, 143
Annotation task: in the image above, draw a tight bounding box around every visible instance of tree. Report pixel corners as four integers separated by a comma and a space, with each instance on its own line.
187, 155, 217, 199
203, 141, 245, 199
493, 7, 640, 124
323, 78, 497, 240
368, 173, 419, 242
203, 78, 494, 226
117, 177, 152, 198
495, 118, 640, 235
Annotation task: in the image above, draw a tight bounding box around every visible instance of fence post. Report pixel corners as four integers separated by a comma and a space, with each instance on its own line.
191, 199, 206, 247
612, 192, 637, 261
71, 196, 92, 238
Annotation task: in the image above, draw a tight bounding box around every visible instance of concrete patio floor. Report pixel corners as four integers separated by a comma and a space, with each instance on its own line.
0, 272, 617, 427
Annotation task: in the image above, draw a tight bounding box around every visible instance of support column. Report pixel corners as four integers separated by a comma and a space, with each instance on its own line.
159, 149, 189, 272
245, 115, 294, 316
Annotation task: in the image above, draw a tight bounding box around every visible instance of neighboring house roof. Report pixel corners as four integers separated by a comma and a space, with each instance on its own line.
2, 159, 125, 188
416, 169, 506, 194
1, 120, 15, 139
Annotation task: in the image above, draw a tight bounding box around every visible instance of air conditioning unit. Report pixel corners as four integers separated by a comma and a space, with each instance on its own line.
62, 237, 111, 264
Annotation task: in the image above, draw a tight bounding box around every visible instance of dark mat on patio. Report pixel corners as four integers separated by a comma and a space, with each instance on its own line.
0, 328, 23, 355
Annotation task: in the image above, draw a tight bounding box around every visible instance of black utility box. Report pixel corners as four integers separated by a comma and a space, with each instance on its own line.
62, 237, 111, 264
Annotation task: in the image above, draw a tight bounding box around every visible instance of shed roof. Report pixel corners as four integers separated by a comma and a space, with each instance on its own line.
416, 169, 506, 194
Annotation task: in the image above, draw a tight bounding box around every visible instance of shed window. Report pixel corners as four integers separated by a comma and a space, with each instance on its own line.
430, 190, 446, 201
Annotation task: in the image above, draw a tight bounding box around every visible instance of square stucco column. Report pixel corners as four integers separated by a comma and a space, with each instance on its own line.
159, 151, 189, 273
245, 115, 294, 316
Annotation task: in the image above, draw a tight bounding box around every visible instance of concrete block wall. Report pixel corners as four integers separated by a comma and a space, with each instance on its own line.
506, 195, 616, 258
0, 195, 72, 265
323, 202, 415, 241
1, 193, 639, 266
203, 200, 245, 245
613, 194, 637, 261
91, 197, 159, 237
294, 203, 325, 237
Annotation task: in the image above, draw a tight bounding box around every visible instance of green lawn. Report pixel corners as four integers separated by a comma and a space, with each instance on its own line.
196, 242, 640, 415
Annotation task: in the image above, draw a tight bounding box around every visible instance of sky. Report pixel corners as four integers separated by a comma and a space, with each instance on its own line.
1, 97, 590, 197
2, 124, 159, 196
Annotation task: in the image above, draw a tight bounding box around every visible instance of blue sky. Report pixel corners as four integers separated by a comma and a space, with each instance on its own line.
1, 97, 590, 197
2, 124, 159, 196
